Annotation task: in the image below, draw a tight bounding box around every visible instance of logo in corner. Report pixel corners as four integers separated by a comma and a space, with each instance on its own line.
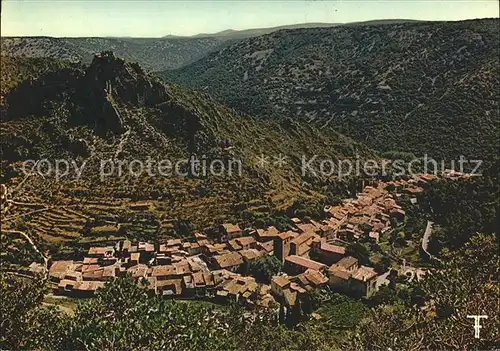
467, 315, 488, 339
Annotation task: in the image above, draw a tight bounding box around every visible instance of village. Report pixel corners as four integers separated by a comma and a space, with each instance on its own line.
26, 171, 467, 311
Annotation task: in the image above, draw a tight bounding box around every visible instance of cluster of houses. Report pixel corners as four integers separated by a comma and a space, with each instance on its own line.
42, 174, 448, 308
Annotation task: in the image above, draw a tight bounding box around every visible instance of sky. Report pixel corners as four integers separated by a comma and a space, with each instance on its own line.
1, 0, 498, 37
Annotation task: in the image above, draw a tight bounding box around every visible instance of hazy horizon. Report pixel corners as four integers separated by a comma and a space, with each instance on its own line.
1, 0, 498, 38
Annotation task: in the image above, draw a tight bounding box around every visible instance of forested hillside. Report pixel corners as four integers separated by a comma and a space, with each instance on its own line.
1, 53, 374, 254
0, 36, 227, 71
163, 19, 500, 161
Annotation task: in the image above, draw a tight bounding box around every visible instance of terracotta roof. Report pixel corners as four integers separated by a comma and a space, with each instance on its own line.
188, 260, 203, 272
173, 261, 192, 275
320, 242, 346, 255
83, 257, 98, 265
277, 232, 293, 240
81, 264, 100, 273
290, 282, 307, 293
82, 268, 105, 280
167, 239, 182, 247
222, 223, 241, 233
74, 280, 105, 291
256, 226, 280, 239
272, 276, 290, 288
203, 272, 215, 286
335, 256, 358, 269
404, 186, 424, 194
285, 255, 326, 271
329, 267, 351, 280
192, 271, 205, 286
296, 223, 319, 233
88, 247, 114, 256
213, 252, 244, 269
258, 241, 274, 253
351, 266, 377, 281
138, 242, 155, 252
151, 265, 177, 277
303, 269, 328, 286
228, 239, 242, 251
127, 264, 148, 278
291, 231, 318, 246
239, 249, 263, 261
64, 271, 82, 280
237, 236, 256, 246
390, 208, 406, 216
157, 279, 183, 295
49, 260, 75, 279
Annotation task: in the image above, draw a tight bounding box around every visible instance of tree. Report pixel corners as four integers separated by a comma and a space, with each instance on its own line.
353, 233, 499, 350
346, 243, 371, 266
67, 274, 234, 350
247, 255, 283, 283
423, 171, 499, 254
0, 274, 67, 350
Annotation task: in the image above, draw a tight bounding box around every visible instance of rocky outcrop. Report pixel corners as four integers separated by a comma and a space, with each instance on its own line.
74, 51, 170, 134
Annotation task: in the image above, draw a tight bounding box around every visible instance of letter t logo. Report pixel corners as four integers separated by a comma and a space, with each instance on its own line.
467, 315, 488, 339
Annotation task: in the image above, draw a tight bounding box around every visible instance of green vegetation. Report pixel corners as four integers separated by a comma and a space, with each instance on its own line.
1, 53, 375, 254
244, 254, 283, 283
1, 37, 227, 71
2, 19, 499, 350
1, 56, 83, 97
422, 164, 499, 254
163, 19, 499, 161
1, 233, 496, 350
353, 233, 499, 350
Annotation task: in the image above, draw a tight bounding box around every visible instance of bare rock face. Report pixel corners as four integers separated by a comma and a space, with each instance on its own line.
83, 51, 169, 106
75, 51, 170, 134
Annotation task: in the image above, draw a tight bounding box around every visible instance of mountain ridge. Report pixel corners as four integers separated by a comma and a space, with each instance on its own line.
1, 19, 427, 71
162, 18, 500, 161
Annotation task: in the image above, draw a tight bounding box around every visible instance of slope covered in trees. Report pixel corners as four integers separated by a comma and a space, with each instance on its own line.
163, 19, 500, 161
0, 36, 227, 71
1, 53, 374, 254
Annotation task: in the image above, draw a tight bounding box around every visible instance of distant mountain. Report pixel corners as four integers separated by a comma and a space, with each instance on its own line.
0, 36, 227, 71
0, 20, 422, 72
1, 53, 374, 249
162, 18, 500, 161
189, 23, 341, 40
170, 20, 423, 40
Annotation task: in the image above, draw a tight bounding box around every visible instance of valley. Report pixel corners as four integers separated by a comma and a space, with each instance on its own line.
1, 15, 498, 351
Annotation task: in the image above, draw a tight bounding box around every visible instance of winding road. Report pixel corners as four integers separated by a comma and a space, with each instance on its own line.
421, 220, 443, 264
421, 221, 434, 254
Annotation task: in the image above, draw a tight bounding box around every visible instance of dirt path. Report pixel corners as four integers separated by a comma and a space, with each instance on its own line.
3, 229, 49, 280
421, 221, 443, 264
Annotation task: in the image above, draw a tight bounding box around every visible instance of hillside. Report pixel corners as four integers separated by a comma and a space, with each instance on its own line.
0, 37, 227, 71
0, 52, 375, 254
0, 21, 422, 72
162, 19, 500, 161
0, 56, 85, 99
189, 23, 340, 39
